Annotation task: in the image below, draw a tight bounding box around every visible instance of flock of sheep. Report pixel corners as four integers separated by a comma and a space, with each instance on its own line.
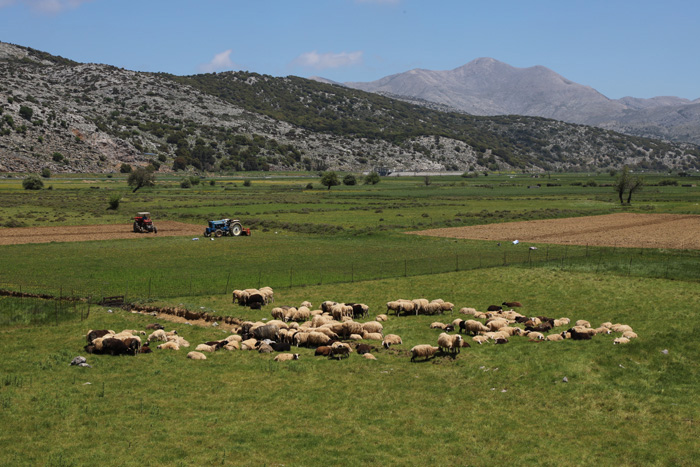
82, 287, 636, 364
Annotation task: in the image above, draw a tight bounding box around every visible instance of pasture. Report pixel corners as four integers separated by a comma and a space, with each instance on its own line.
0, 171, 699, 466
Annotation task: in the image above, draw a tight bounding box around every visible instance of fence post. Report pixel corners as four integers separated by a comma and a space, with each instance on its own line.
290, 268, 293, 288
224, 272, 230, 295
404, 260, 407, 277
320, 267, 323, 286
628, 257, 633, 276
148, 277, 152, 300
546, 246, 549, 262
351, 264, 354, 283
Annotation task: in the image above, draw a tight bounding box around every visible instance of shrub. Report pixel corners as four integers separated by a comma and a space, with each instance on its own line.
189, 176, 200, 186
180, 178, 192, 188
209, 180, 216, 186
364, 172, 380, 185
658, 179, 678, 186
19, 106, 33, 121
41, 168, 51, 178
584, 179, 598, 187
120, 163, 133, 173
342, 174, 357, 186
52, 152, 64, 162
305, 183, 313, 190
107, 194, 120, 210
243, 179, 251, 187
22, 174, 44, 190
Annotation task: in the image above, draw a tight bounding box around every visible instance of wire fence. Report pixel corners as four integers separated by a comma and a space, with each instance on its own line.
0, 293, 92, 327
0, 245, 698, 309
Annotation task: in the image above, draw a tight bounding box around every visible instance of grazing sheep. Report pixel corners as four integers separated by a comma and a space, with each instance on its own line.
274, 353, 300, 361
157, 341, 180, 350
410, 345, 440, 362
472, 336, 490, 345
187, 351, 207, 360
348, 334, 363, 341
460, 320, 490, 336
314, 346, 332, 357
439, 302, 455, 313
412, 299, 430, 315
459, 307, 478, 316
252, 324, 279, 341
148, 329, 167, 342
502, 301, 522, 307
362, 332, 384, 341
376, 314, 388, 322
363, 353, 377, 360
307, 331, 331, 347
362, 321, 383, 334
293, 332, 309, 347
622, 331, 638, 339
330, 342, 353, 360
300, 301, 312, 309
614, 337, 631, 345
437, 333, 463, 354
382, 334, 403, 346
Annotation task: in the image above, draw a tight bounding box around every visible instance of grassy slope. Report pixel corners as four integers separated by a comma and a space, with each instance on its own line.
1, 268, 698, 466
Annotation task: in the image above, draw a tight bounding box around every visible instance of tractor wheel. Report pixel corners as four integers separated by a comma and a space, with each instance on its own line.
231, 223, 242, 236
215, 229, 223, 237
133, 222, 139, 233
153, 226, 157, 234
204, 231, 211, 237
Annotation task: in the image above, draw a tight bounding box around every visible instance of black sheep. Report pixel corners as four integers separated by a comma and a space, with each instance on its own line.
356, 344, 372, 355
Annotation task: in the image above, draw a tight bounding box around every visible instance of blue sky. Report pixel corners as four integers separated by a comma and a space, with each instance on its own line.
1, 0, 697, 100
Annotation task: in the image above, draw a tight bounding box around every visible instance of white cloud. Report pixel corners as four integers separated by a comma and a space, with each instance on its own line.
198, 49, 237, 73
0, 0, 94, 13
293, 50, 363, 70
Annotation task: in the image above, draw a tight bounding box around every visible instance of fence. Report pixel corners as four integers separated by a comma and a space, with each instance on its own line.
0, 244, 698, 306
0, 293, 91, 326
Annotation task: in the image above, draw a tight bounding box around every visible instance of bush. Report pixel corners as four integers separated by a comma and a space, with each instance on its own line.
658, 179, 678, 186
342, 174, 357, 186
19, 106, 33, 121
305, 183, 313, 190
364, 172, 380, 185
209, 180, 216, 186
584, 179, 598, 187
189, 176, 200, 186
22, 174, 44, 190
52, 152, 64, 162
120, 163, 133, 174
107, 194, 120, 210
243, 179, 251, 187
41, 168, 51, 178
180, 178, 192, 188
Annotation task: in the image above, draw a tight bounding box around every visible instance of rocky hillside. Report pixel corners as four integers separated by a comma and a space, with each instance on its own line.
0, 42, 698, 174
345, 58, 700, 145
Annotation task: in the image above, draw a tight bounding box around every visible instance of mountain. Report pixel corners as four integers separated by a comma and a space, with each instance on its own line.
345, 58, 700, 145
0, 42, 698, 174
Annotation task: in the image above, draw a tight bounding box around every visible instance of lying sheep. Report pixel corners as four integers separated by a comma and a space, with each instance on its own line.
430, 322, 449, 330
187, 351, 207, 360
622, 331, 638, 339
611, 324, 634, 334
437, 333, 463, 354
576, 320, 591, 328
157, 341, 180, 350
410, 345, 440, 362
375, 314, 388, 322
241, 338, 259, 350
148, 329, 168, 342
382, 334, 403, 346
527, 332, 545, 341
546, 334, 564, 341
274, 353, 299, 361
498, 327, 522, 337
362, 331, 384, 341
363, 353, 377, 360
614, 337, 630, 345
362, 321, 383, 334
195, 344, 217, 353
314, 346, 332, 357
472, 336, 490, 345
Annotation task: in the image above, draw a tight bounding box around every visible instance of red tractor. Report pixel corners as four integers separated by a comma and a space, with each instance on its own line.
133, 212, 157, 233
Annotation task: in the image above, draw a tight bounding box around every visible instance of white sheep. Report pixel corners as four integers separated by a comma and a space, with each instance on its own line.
576, 320, 591, 328
622, 331, 638, 339
363, 353, 377, 360
195, 344, 217, 353
528, 332, 545, 341
241, 338, 258, 350
300, 301, 312, 309
410, 345, 440, 362
274, 353, 300, 361
486, 318, 509, 331
437, 333, 463, 354
472, 336, 490, 345
349, 334, 364, 340
382, 334, 403, 346
187, 351, 207, 360
307, 332, 331, 347
147, 329, 167, 342
498, 327, 522, 337
430, 322, 449, 330
613, 337, 630, 345
157, 341, 180, 350
362, 321, 383, 334
223, 341, 240, 351
362, 331, 384, 341
375, 314, 388, 322
611, 324, 634, 334
462, 320, 490, 335
546, 334, 564, 341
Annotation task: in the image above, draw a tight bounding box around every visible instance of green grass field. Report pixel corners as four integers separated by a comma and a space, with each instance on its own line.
0, 171, 699, 466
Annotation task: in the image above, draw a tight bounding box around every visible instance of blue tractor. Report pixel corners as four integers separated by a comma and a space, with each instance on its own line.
203, 218, 249, 237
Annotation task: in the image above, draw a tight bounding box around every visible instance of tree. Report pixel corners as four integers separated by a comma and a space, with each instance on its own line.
22, 174, 44, 190
120, 163, 133, 174
19, 106, 33, 121
320, 171, 340, 190
342, 174, 357, 186
626, 174, 644, 204
127, 167, 156, 193
614, 166, 630, 204
364, 171, 380, 185
41, 167, 51, 178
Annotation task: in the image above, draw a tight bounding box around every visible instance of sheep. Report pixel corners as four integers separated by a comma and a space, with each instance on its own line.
195, 344, 217, 353
341, 321, 365, 338
611, 324, 634, 334
347, 303, 369, 319
565, 328, 592, 340
306, 332, 331, 347
270, 307, 287, 321
330, 342, 352, 359
348, 334, 363, 341
440, 302, 455, 313
292, 307, 311, 322
528, 332, 545, 341
486, 318, 509, 332
223, 341, 240, 351
100, 338, 132, 356
546, 334, 565, 341
241, 338, 259, 350
362, 332, 384, 341
157, 341, 180, 350
600, 322, 613, 329
363, 353, 377, 360
594, 327, 612, 335
300, 300, 312, 309
487, 305, 503, 312
412, 299, 430, 315
375, 314, 388, 322
311, 315, 333, 328
293, 332, 309, 347
423, 302, 443, 315
472, 336, 490, 345
252, 324, 279, 341
145, 323, 164, 330
167, 335, 190, 347
86, 329, 112, 344
331, 304, 353, 320
321, 301, 338, 313
430, 322, 449, 330
362, 321, 383, 334
498, 327, 522, 337
382, 334, 403, 346
552, 319, 569, 328
314, 346, 332, 357
187, 351, 207, 360
502, 301, 522, 307
622, 331, 638, 339
495, 338, 509, 344
257, 342, 274, 354
614, 337, 631, 345
274, 353, 299, 361
410, 345, 440, 362
356, 344, 372, 355
148, 329, 167, 342
459, 307, 478, 316
460, 320, 490, 336
437, 333, 463, 354
576, 320, 591, 328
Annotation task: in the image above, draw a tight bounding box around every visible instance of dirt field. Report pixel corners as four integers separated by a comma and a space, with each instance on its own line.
407, 213, 700, 250
0, 221, 204, 245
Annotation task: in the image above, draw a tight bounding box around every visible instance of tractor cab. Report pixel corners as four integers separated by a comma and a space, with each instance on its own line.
133, 212, 157, 233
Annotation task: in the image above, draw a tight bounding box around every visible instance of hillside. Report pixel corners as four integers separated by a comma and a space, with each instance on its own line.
345, 58, 700, 145
0, 42, 698, 174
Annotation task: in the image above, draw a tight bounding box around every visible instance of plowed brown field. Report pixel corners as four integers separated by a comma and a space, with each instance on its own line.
407, 213, 700, 250
0, 221, 203, 245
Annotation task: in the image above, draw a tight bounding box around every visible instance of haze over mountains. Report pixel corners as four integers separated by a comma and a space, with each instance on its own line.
344, 58, 700, 145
